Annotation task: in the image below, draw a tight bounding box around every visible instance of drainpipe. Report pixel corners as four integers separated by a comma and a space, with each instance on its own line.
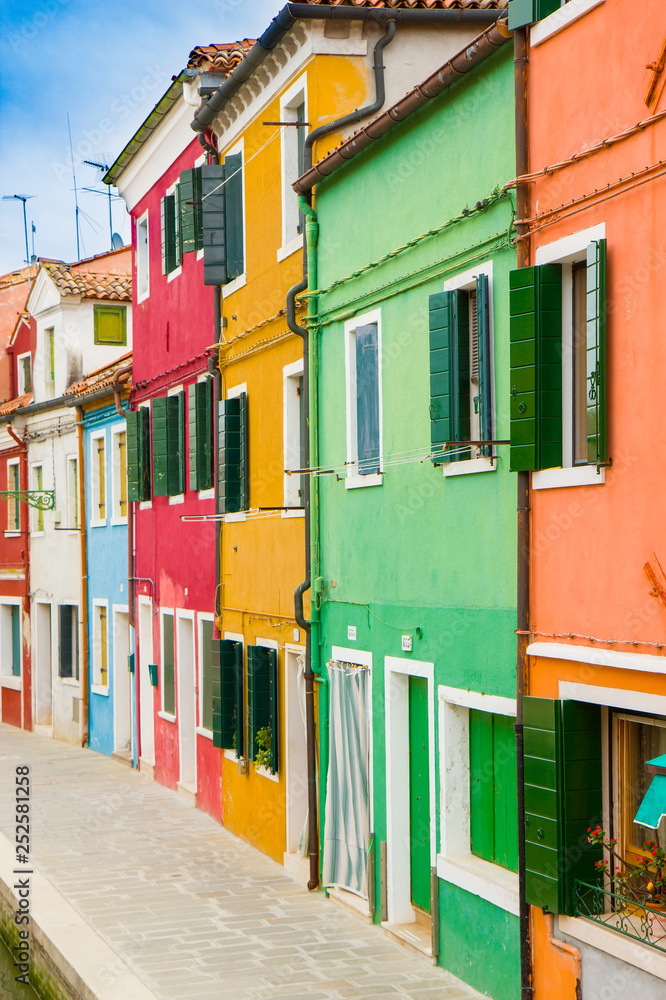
287, 18, 397, 893
514, 24, 533, 1000
75, 406, 89, 747
111, 367, 134, 634
7, 420, 29, 730
212, 288, 222, 621
544, 913, 581, 986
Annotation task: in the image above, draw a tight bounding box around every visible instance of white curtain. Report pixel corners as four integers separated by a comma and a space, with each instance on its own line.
322, 660, 369, 897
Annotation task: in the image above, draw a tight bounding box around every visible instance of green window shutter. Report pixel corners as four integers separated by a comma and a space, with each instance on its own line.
508, 0, 561, 30
355, 323, 380, 475
174, 186, 183, 268
201, 619, 214, 732
188, 384, 198, 491
509, 264, 563, 472
161, 195, 178, 274
476, 274, 493, 457
165, 393, 185, 496
247, 645, 278, 773
218, 392, 248, 513
160, 196, 167, 275
586, 239, 607, 465
190, 380, 214, 492
212, 638, 244, 755
523, 697, 603, 915
202, 164, 226, 286
224, 153, 244, 282
429, 291, 454, 464
126, 409, 151, 502
11, 605, 21, 675
94, 305, 127, 345
179, 167, 203, 254
152, 397, 169, 497
469, 711, 518, 872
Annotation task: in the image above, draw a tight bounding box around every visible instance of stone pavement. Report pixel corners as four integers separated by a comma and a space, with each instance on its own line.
0, 724, 486, 1000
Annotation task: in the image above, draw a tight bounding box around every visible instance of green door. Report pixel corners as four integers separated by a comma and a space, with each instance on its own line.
409, 676, 431, 913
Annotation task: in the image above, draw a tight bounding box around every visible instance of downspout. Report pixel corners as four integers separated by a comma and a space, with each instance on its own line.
7, 421, 29, 730
514, 24, 533, 1000
112, 367, 134, 632
287, 18, 397, 893
212, 289, 222, 622
75, 406, 89, 747
544, 913, 581, 984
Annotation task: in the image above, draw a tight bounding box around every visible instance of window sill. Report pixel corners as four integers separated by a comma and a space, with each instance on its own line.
437, 854, 519, 916
222, 273, 247, 299
139, 500, 152, 511
558, 914, 666, 981
254, 763, 279, 783
90, 519, 107, 529
223, 748, 241, 762
277, 236, 303, 263
137, 288, 150, 305
224, 511, 247, 522
531, 0, 605, 46
532, 465, 606, 490
158, 711, 176, 723
60, 677, 80, 688
196, 726, 213, 741
166, 265, 182, 283
30, 531, 45, 539
197, 488, 215, 500
442, 457, 497, 478
168, 494, 185, 506
91, 684, 109, 697
110, 516, 128, 526
0, 676, 22, 690
282, 508, 305, 518
345, 473, 383, 490
4, 532, 21, 538
196, 248, 204, 261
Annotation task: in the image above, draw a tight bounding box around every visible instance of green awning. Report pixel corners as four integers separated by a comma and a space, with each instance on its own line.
635, 754, 666, 830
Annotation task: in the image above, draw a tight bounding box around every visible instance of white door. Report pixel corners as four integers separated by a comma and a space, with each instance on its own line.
285, 648, 309, 856
113, 610, 131, 752
177, 615, 196, 788
34, 603, 52, 726
138, 599, 155, 765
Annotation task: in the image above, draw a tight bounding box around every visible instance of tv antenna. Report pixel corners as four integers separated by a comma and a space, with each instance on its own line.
67, 112, 81, 260
2, 193, 36, 278
83, 159, 115, 248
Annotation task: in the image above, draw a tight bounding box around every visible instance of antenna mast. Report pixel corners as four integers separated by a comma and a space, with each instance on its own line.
67, 112, 81, 260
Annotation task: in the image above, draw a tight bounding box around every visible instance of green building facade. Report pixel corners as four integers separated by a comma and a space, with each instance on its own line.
307, 41, 520, 1000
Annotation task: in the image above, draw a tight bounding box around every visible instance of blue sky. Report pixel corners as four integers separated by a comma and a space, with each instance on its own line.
0, 0, 282, 275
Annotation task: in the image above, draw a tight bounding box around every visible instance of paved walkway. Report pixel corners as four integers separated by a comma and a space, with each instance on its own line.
0, 725, 484, 1000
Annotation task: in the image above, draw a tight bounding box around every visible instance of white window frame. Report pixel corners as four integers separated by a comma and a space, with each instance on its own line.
437, 684, 519, 916
197, 613, 215, 738
158, 608, 177, 721
196, 373, 215, 500
0, 598, 23, 687
29, 462, 45, 536
44, 325, 55, 386
283, 358, 305, 514
66, 455, 79, 532
344, 308, 383, 489
221, 138, 246, 298
531, 0, 605, 47
222, 630, 244, 761
279, 73, 308, 259
165, 180, 182, 283
253, 637, 280, 782
90, 429, 107, 527
110, 422, 128, 524
223, 382, 247, 522
441, 260, 497, 477
58, 601, 80, 686
194, 152, 206, 261
138, 401, 152, 510
136, 210, 150, 302
533, 222, 607, 490
5, 458, 21, 536
167, 385, 185, 505
17, 352, 32, 396
91, 599, 110, 694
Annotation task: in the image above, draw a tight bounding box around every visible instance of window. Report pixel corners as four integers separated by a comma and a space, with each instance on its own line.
199, 617, 214, 733
112, 428, 128, 520
92, 604, 109, 687
345, 311, 382, 484
161, 184, 183, 276
31, 465, 44, 533
431, 265, 494, 466
6, 460, 20, 532
45, 327, 55, 383
179, 168, 203, 255
283, 361, 305, 508
218, 389, 248, 513
509, 226, 607, 474
161, 612, 175, 716
152, 392, 185, 497
280, 78, 307, 247
469, 711, 518, 872
201, 149, 244, 286
188, 378, 214, 492
94, 304, 127, 346
613, 713, 666, 864
58, 604, 79, 679
1, 604, 21, 677
17, 353, 32, 395
126, 406, 151, 502
508, 0, 571, 29
91, 433, 106, 523
212, 637, 244, 756
136, 212, 149, 300
67, 456, 79, 529
248, 644, 279, 774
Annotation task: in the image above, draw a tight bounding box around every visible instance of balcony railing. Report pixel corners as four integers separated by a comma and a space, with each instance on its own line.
575, 880, 666, 953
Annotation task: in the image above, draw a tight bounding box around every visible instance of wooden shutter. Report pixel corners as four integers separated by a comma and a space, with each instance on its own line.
224, 153, 244, 282
188, 384, 199, 491
152, 397, 169, 497
11, 605, 21, 674
523, 697, 603, 915
355, 323, 380, 475
218, 393, 248, 514
94, 305, 126, 345
247, 645, 278, 773
179, 167, 203, 254
166, 393, 185, 496
59, 605, 73, 678
428, 291, 470, 464
202, 165, 226, 286
161, 195, 178, 274
189, 380, 214, 492
126, 408, 151, 502
508, 0, 561, 30
509, 264, 563, 472
212, 638, 243, 755
470, 711, 518, 872
476, 274, 493, 457
586, 239, 607, 466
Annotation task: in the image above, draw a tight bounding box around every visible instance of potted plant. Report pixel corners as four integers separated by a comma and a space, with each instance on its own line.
254, 725, 272, 772
587, 826, 666, 937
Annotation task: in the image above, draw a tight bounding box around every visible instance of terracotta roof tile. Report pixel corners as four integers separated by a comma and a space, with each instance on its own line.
44, 262, 131, 301
300, 1, 507, 8
65, 352, 132, 400
187, 39, 256, 71
0, 392, 31, 416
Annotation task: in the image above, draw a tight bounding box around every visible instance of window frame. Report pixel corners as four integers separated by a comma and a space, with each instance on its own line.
220, 382, 248, 519
197, 613, 215, 738
90, 429, 107, 527
91, 600, 110, 692
279, 74, 308, 257
66, 454, 79, 531
167, 386, 185, 505
163, 180, 183, 281
221, 630, 245, 760
344, 308, 383, 489
17, 352, 32, 396
93, 304, 127, 346
58, 603, 80, 682
159, 608, 176, 721
612, 710, 666, 867
283, 359, 305, 513
250, 637, 280, 781
136, 210, 150, 302
110, 424, 128, 524
5, 458, 21, 535
44, 326, 55, 385
530, 0, 605, 46
0, 600, 23, 683
30, 462, 45, 535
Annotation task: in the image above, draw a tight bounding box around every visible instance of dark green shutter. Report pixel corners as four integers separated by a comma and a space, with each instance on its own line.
247, 645, 278, 773
11, 605, 21, 674
202, 164, 226, 285
428, 290, 471, 464
161, 195, 177, 274
356, 323, 380, 475
508, 0, 560, 30
224, 153, 244, 282
476, 274, 493, 457
188, 380, 214, 492
212, 638, 243, 755
126, 408, 150, 502
166, 393, 185, 496
152, 397, 168, 496
523, 697, 602, 915
586, 239, 607, 465
218, 393, 248, 514
59, 605, 73, 678
188, 384, 199, 491
509, 264, 563, 472
470, 712, 518, 872
179, 167, 203, 254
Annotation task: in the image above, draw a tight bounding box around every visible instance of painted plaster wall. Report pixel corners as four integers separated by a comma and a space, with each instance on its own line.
0, 431, 29, 730
313, 48, 518, 1000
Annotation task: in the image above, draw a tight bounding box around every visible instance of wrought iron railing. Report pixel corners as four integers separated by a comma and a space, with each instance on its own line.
575, 880, 666, 953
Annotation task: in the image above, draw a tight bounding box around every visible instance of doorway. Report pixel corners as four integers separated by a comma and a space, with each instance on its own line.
177, 614, 196, 794
34, 602, 52, 727
138, 598, 155, 766
284, 647, 308, 873
113, 609, 131, 753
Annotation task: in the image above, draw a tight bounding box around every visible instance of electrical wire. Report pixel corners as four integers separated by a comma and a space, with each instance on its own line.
518, 628, 666, 652
201, 126, 287, 202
